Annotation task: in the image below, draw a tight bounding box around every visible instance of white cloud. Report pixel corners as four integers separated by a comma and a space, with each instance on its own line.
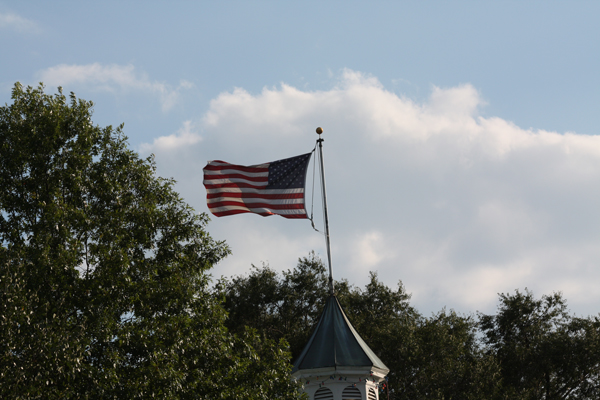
146, 69, 600, 316
37, 63, 192, 112
139, 120, 202, 155
207, 218, 324, 281
0, 12, 40, 33
350, 231, 395, 271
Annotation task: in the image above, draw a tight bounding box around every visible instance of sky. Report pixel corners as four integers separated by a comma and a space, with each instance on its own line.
2, 1, 600, 317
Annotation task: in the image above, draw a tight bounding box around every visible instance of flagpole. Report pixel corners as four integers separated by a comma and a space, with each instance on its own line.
316, 127, 335, 296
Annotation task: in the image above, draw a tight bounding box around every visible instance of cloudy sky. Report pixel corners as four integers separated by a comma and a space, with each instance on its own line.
2, 2, 600, 317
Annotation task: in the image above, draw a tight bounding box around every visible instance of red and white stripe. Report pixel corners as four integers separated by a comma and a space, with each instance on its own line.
203, 160, 307, 218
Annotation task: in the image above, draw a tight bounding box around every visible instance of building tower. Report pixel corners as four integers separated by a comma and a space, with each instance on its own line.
292, 295, 389, 400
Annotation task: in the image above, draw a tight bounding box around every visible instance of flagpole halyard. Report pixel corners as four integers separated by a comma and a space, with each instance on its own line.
316, 127, 335, 296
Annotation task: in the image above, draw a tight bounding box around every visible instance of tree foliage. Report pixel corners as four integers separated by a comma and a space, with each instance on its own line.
0, 83, 304, 399
480, 289, 600, 399
220, 255, 497, 399
221, 255, 600, 400
220, 252, 329, 361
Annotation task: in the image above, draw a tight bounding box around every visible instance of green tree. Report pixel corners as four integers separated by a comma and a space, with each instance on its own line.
334, 272, 419, 399
337, 273, 500, 400
403, 310, 501, 400
480, 289, 600, 399
222, 257, 501, 399
220, 251, 329, 360
0, 83, 303, 399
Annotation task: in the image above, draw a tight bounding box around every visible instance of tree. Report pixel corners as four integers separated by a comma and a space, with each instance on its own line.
334, 272, 420, 399
403, 310, 501, 400
221, 257, 500, 399
0, 83, 303, 399
220, 251, 329, 360
337, 273, 500, 400
221, 251, 600, 399
480, 289, 600, 399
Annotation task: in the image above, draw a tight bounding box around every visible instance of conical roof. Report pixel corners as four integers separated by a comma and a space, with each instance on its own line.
292, 295, 389, 373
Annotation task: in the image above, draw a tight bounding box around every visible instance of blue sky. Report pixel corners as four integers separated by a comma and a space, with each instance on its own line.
2, 2, 600, 317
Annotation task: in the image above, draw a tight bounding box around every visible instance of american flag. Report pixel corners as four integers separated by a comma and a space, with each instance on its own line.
203, 153, 312, 219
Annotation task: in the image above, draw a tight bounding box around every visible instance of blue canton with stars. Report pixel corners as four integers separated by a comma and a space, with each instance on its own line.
267, 153, 312, 189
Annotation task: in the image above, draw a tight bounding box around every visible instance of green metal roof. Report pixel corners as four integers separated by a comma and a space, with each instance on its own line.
292, 295, 389, 373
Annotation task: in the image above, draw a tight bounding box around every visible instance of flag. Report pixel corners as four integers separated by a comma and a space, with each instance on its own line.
203, 152, 312, 219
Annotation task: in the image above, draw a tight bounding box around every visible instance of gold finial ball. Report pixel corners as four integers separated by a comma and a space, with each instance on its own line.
316, 127, 323, 134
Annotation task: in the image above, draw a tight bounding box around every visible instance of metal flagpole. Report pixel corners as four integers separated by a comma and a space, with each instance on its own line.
316, 127, 335, 296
